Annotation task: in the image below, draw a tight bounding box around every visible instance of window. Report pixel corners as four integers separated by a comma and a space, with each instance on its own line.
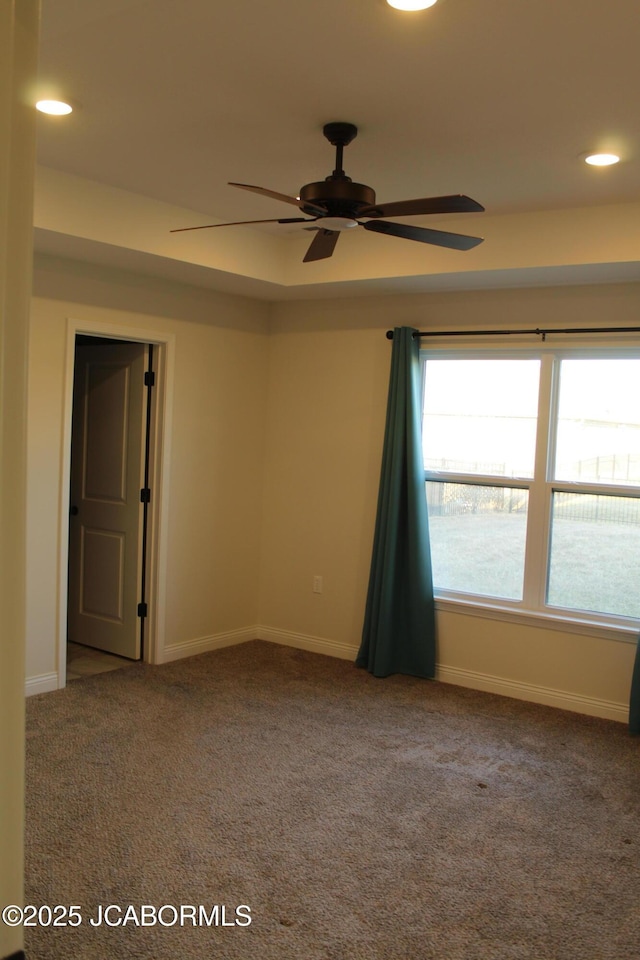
422, 350, 640, 630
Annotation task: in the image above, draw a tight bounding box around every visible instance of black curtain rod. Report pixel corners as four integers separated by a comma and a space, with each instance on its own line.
386, 326, 640, 342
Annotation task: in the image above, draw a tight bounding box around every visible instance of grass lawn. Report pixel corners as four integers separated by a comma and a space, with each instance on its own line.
428, 513, 640, 619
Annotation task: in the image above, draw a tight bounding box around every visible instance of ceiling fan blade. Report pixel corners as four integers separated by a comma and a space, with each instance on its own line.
359, 195, 485, 218
170, 217, 313, 233
229, 181, 300, 206
303, 228, 340, 262
229, 182, 327, 216
363, 219, 484, 251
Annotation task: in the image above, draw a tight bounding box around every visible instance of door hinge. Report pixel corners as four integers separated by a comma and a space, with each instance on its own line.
140, 487, 151, 503
137, 601, 148, 618
144, 370, 155, 387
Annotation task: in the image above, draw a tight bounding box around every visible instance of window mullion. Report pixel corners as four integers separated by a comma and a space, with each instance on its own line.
424, 471, 530, 489
522, 354, 556, 609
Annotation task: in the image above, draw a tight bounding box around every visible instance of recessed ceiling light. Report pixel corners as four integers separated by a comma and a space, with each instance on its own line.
584, 153, 620, 167
387, 0, 438, 10
36, 99, 73, 116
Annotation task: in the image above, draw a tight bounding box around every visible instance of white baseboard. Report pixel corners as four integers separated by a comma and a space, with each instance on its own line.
25, 672, 59, 697
26, 627, 629, 724
257, 625, 358, 661
437, 663, 628, 724
161, 626, 257, 663
257, 626, 628, 724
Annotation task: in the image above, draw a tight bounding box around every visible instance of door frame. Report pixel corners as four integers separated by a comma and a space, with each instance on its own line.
58, 317, 176, 686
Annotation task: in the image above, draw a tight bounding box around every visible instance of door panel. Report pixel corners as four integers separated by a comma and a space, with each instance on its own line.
80, 528, 124, 621
84, 361, 130, 502
68, 341, 147, 659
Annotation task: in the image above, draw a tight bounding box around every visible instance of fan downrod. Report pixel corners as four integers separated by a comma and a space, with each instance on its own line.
323, 122, 358, 181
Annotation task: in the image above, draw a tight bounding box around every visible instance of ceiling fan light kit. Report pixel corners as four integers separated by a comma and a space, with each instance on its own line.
172, 121, 485, 262
316, 217, 359, 231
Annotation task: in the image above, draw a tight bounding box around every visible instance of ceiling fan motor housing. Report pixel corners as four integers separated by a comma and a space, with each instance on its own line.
299, 179, 377, 218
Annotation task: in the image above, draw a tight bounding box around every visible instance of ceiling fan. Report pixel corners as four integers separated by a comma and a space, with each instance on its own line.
171, 122, 485, 262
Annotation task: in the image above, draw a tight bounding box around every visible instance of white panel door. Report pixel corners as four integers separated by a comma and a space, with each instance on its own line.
68, 342, 147, 659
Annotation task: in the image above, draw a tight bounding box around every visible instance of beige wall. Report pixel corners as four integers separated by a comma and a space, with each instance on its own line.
259, 283, 640, 721
27, 255, 270, 684
26, 260, 639, 723
258, 323, 389, 647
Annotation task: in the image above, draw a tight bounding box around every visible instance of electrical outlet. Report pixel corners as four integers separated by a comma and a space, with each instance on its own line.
313, 575, 323, 594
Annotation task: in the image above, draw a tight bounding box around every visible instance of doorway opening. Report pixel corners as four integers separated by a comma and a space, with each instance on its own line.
60, 323, 172, 687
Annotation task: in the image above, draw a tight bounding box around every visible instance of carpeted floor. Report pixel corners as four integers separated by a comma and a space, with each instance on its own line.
24, 640, 640, 959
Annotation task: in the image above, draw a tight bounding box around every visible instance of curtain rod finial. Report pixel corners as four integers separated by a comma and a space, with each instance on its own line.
386, 330, 394, 340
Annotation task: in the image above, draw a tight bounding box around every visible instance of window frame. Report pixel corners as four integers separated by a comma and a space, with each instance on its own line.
421, 341, 640, 642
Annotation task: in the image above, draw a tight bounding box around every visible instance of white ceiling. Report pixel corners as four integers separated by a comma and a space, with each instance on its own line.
33, 0, 640, 299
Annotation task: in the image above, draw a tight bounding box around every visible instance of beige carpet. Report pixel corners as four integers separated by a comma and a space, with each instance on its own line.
25, 640, 640, 959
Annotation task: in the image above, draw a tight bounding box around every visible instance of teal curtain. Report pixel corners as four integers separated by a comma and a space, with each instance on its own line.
356, 326, 436, 679
629, 637, 640, 733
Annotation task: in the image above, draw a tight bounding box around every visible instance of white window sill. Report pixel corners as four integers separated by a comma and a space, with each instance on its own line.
434, 595, 639, 644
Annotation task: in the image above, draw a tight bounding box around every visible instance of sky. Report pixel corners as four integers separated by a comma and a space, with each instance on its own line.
423, 357, 640, 485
